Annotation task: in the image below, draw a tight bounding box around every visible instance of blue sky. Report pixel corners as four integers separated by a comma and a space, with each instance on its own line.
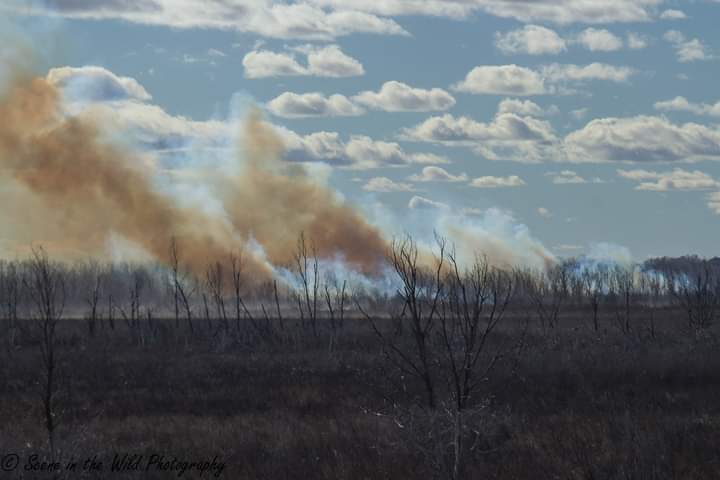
3, 0, 720, 263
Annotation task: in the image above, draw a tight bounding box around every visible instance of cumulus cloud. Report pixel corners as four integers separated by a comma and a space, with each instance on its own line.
9, 0, 408, 40
654, 96, 720, 117
452, 65, 547, 96
279, 129, 449, 169
548, 170, 587, 184
453, 63, 636, 96
354, 81, 455, 112
664, 30, 712, 62
470, 175, 526, 188
267, 92, 364, 118
243, 45, 364, 78
401, 112, 556, 144
47, 66, 152, 102
497, 98, 546, 117
617, 168, 720, 190
565, 116, 720, 163
299, 44, 365, 77
708, 192, 720, 214
363, 177, 415, 192
408, 166, 468, 182
408, 195, 449, 210
575, 28, 624, 51
541, 63, 636, 83
494, 25, 567, 55
627, 32, 650, 49
660, 9, 687, 20
308, 0, 665, 24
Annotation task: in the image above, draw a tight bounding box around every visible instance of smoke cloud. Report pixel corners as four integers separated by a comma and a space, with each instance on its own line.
0, 75, 388, 281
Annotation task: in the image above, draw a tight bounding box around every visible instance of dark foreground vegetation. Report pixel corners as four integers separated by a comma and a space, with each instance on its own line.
2, 236, 720, 479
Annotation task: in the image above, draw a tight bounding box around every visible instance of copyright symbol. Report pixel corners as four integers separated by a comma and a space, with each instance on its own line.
1, 453, 19, 471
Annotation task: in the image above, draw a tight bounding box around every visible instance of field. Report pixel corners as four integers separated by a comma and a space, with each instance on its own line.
2, 302, 720, 479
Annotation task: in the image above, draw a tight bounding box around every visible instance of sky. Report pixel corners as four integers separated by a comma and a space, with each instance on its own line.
2, 0, 720, 264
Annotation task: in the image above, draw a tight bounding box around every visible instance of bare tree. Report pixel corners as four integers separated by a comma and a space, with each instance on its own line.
294, 232, 320, 337
669, 262, 720, 331
85, 262, 102, 338
0, 261, 21, 347
438, 251, 517, 479
324, 273, 347, 355
206, 261, 229, 332
170, 238, 195, 334
120, 269, 145, 345
582, 265, 609, 332
24, 247, 66, 463
611, 265, 636, 334
361, 233, 446, 410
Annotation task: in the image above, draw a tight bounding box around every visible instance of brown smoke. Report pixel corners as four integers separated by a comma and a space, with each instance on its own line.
0, 76, 388, 279
219, 110, 388, 274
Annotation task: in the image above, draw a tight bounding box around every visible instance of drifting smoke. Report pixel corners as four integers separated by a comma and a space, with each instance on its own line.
0, 76, 388, 280
219, 110, 388, 274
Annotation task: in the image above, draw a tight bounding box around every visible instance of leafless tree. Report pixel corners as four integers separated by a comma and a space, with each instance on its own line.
85, 261, 102, 338
581, 265, 609, 332
169, 238, 195, 334
669, 262, 720, 331
438, 251, 516, 478
120, 269, 145, 345
206, 261, 229, 332
324, 272, 347, 354
0, 260, 21, 347
611, 265, 636, 334
294, 232, 320, 337
361, 233, 446, 410
24, 247, 66, 463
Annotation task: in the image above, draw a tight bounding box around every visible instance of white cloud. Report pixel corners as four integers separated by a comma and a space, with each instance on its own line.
497, 98, 546, 117
548, 170, 587, 184
301, 44, 365, 77
11, 0, 408, 40
267, 92, 364, 118
654, 96, 720, 117
280, 129, 449, 169
494, 25, 567, 55
617, 168, 720, 190
576, 28, 624, 51
541, 63, 636, 83
47, 66, 152, 102
452, 65, 548, 96
243, 45, 364, 78
453, 63, 636, 96
627, 32, 649, 49
565, 116, 720, 163
363, 177, 415, 192
708, 192, 720, 214
402, 112, 556, 144
660, 9, 687, 20
408, 195, 449, 210
664, 30, 712, 62
408, 166, 468, 182
470, 175, 526, 188
242, 50, 308, 78
354, 81, 455, 112
312, 0, 665, 24
207, 48, 226, 57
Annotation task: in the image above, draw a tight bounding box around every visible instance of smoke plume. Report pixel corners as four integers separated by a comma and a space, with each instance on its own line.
0, 76, 388, 281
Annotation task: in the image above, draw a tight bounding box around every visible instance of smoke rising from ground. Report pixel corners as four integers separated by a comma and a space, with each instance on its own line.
0, 73, 389, 281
